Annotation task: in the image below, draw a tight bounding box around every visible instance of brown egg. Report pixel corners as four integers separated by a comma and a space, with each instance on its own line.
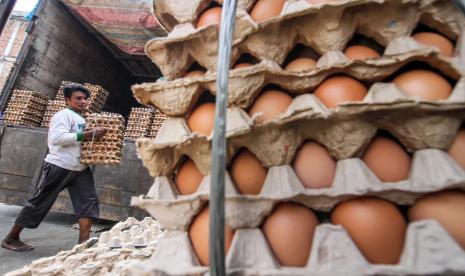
285, 57, 317, 72
293, 141, 336, 189
332, 197, 407, 264
262, 203, 319, 266
448, 128, 465, 170
248, 90, 293, 123
187, 103, 216, 135
189, 206, 235, 266
314, 75, 367, 108
185, 70, 205, 78
233, 63, 254, 69
362, 137, 411, 182
408, 190, 465, 250
250, 0, 285, 23
393, 70, 452, 101
175, 158, 204, 195
412, 32, 454, 57
344, 45, 381, 60
196, 7, 222, 28
230, 149, 267, 195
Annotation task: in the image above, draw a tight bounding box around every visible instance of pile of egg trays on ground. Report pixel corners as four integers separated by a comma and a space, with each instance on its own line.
41, 99, 67, 128
80, 112, 125, 165
146, 109, 168, 139
4, 90, 48, 127
128, 0, 465, 275
84, 83, 110, 113
5, 217, 163, 276
124, 107, 155, 139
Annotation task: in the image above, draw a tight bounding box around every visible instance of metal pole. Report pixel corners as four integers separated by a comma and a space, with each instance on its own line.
0, 0, 17, 36
209, 0, 238, 275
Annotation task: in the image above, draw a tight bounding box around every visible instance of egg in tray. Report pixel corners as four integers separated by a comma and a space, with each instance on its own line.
125, 0, 465, 275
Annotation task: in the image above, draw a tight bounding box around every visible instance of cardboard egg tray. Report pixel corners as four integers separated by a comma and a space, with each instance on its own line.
147, 110, 168, 139
3, 90, 48, 127
135, 83, 465, 177
146, 0, 465, 80
134, 45, 464, 116
84, 83, 109, 113
41, 100, 67, 128
124, 107, 155, 139
80, 112, 125, 165
133, 147, 465, 230
153, 0, 256, 32
4, 217, 163, 276
117, 220, 465, 275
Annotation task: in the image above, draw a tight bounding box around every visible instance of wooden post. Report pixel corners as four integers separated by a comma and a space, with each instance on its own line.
209, 0, 238, 275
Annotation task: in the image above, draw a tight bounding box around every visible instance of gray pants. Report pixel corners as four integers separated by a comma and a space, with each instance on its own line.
15, 162, 99, 229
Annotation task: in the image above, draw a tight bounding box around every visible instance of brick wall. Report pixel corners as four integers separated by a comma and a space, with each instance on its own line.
0, 13, 28, 96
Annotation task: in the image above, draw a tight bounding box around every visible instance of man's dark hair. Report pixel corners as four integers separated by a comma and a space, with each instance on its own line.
63, 85, 90, 99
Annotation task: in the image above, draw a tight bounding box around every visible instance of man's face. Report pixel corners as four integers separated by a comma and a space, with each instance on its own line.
66, 91, 88, 112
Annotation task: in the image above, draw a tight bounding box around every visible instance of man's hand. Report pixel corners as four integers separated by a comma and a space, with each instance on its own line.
83, 127, 106, 141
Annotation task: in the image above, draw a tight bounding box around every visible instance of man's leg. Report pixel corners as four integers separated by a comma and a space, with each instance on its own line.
68, 168, 99, 244
2, 163, 73, 252
1, 224, 32, 252
78, 217, 92, 243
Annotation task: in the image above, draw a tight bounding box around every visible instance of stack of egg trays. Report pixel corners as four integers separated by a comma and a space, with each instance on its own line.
80, 112, 125, 165
146, 109, 168, 139
55, 81, 109, 113
4, 90, 48, 127
83, 83, 109, 113
124, 107, 155, 139
129, 0, 465, 275
41, 99, 67, 128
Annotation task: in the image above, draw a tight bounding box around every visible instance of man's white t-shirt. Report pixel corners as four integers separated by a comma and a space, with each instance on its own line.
44, 108, 87, 171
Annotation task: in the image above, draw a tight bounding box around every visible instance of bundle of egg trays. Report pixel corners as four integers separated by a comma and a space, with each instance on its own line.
80, 112, 125, 165
55, 80, 81, 101
4, 90, 48, 127
55, 81, 109, 113
41, 100, 67, 128
124, 107, 155, 139
42, 81, 83, 128
84, 83, 110, 113
129, 0, 465, 275
147, 109, 168, 139
5, 217, 163, 276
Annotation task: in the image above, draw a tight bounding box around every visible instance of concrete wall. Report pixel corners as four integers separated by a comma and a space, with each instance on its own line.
0, 126, 47, 205
0, 125, 153, 221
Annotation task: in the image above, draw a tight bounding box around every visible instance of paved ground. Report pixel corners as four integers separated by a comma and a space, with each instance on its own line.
0, 203, 100, 275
